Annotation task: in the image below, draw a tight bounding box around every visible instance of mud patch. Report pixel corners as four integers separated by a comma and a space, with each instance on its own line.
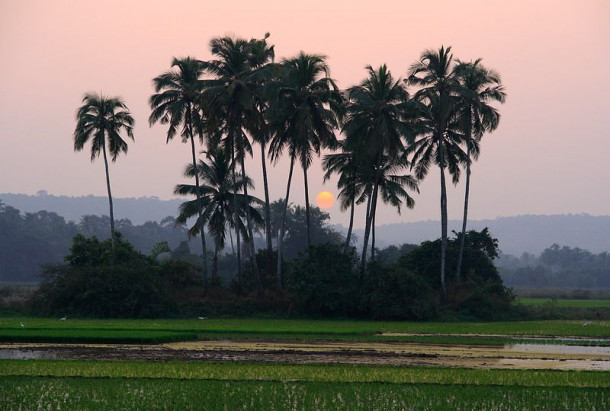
2, 339, 609, 370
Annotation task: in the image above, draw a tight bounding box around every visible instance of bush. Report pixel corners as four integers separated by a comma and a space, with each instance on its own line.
31, 234, 199, 318
397, 228, 515, 319
360, 262, 440, 320
285, 244, 358, 317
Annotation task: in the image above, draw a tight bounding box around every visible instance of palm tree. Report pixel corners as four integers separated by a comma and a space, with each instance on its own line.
343, 65, 414, 273
149, 57, 209, 281
322, 147, 366, 254
453, 59, 506, 280
246, 34, 276, 261
268, 52, 343, 287
406, 46, 467, 296
202, 35, 273, 290
174, 147, 263, 278
73, 92, 134, 251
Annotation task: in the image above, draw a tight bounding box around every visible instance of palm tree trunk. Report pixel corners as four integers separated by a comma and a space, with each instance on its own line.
213, 244, 219, 279
186, 107, 208, 285
237, 128, 262, 292
456, 112, 473, 282
371, 202, 377, 261
343, 197, 355, 254
303, 165, 311, 245
439, 158, 448, 298
230, 127, 242, 289
260, 141, 273, 255
361, 178, 379, 276
277, 155, 295, 289
101, 144, 115, 252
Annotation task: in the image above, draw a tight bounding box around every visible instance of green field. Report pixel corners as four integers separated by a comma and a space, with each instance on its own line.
2, 318, 609, 409
1, 361, 608, 410
518, 298, 610, 308
2, 317, 609, 336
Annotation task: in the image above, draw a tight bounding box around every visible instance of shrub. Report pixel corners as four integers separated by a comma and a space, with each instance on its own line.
285, 244, 358, 317
360, 262, 440, 320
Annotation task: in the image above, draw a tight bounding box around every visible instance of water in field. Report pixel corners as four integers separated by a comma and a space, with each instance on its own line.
2, 339, 610, 370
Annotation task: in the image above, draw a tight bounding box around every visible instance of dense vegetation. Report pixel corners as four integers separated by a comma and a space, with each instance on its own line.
2, 361, 608, 410
499, 244, 610, 289
28, 227, 513, 319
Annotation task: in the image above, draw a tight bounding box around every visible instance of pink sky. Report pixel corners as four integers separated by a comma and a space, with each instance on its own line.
1, 0, 609, 228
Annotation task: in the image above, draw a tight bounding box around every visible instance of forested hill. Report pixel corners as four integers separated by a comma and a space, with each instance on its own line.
353, 214, 610, 256
0, 192, 182, 225
2, 192, 609, 257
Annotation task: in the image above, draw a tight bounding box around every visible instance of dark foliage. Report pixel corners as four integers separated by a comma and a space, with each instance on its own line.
285, 244, 359, 316
360, 262, 439, 320
398, 228, 514, 319
498, 244, 610, 289
31, 234, 200, 318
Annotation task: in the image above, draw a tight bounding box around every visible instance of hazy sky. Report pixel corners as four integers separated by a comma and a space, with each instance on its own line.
1, 0, 609, 228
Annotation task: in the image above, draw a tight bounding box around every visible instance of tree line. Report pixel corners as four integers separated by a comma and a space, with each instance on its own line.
73, 34, 506, 297
498, 244, 610, 289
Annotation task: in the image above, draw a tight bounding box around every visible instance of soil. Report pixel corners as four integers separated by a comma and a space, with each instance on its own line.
2, 339, 610, 370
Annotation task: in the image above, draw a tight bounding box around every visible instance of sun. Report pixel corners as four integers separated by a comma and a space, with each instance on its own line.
316, 191, 335, 209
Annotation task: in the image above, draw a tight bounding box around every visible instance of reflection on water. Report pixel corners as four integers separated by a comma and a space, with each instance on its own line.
0, 349, 58, 360
505, 344, 610, 356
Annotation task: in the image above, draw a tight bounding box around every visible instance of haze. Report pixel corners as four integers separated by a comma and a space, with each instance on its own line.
1, 0, 609, 228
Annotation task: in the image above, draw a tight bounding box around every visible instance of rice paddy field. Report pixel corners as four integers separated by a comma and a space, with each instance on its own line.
1, 317, 609, 409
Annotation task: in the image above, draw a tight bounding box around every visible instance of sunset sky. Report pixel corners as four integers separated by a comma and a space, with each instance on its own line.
1, 0, 609, 228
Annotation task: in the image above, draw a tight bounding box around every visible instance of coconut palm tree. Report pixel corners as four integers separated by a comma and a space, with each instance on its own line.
149, 57, 209, 281
174, 147, 263, 279
73, 93, 134, 251
453, 59, 506, 280
322, 147, 367, 254
343, 65, 415, 273
246, 34, 276, 260
268, 52, 343, 287
406, 46, 467, 296
202, 35, 273, 290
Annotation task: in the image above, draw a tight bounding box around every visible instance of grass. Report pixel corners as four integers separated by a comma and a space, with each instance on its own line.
2, 359, 609, 387
1, 361, 608, 410
518, 298, 610, 308
0, 329, 197, 344
1, 318, 609, 344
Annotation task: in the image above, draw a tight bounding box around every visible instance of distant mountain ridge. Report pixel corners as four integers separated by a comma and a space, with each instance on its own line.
2, 192, 608, 256
0, 192, 182, 225
351, 214, 610, 256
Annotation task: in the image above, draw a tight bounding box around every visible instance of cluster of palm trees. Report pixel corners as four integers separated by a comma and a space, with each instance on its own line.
73, 35, 505, 296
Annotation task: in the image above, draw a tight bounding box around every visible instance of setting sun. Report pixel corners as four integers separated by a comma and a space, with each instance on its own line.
316, 191, 335, 209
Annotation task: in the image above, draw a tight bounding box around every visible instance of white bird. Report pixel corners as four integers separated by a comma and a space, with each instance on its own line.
20, 322, 24, 328
197, 317, 207, 320
60, 316, 67, 321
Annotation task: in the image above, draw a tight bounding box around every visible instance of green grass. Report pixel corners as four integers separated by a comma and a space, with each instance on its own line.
0, 329, 197, 344
2, 359, 609, 387
2, 377, 608, 410
1, 318, 609, 345
2, 317, 609, 336
1, 361, 608, 410
518, 298, 610, 308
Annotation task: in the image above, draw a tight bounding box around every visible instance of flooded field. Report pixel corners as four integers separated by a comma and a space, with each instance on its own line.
2, 337, 609, 370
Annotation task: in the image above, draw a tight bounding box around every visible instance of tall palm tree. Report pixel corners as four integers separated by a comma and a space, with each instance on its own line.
268, 52, 343, 287
149, 57, 209, 281
174, 147, 263, 278
406, 46, 467, 296
322, 146, 367, 254
202, 35, 273, 291
73, 93, 134, 251
246, 34, 276, 260
343, 65, 414, 273
453, 59, 506, 280
370, 155, 419, 259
